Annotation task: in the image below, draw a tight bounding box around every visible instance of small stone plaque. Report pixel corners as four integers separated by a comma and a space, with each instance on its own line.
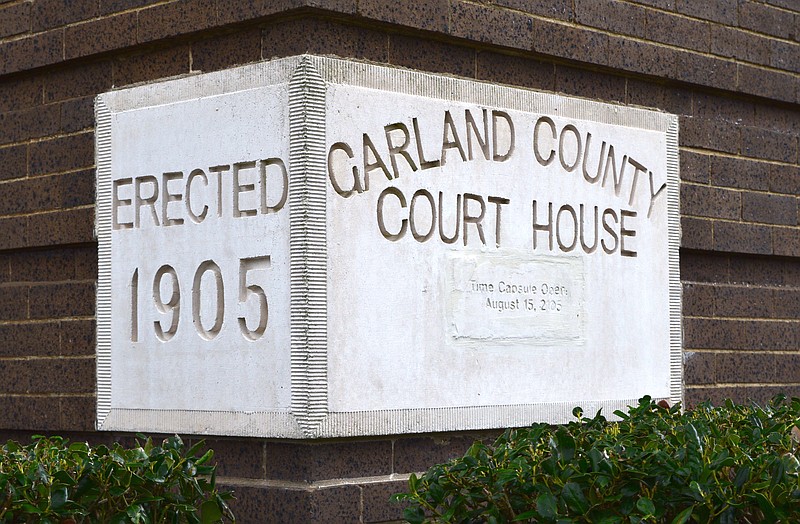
96, 55, 680, 438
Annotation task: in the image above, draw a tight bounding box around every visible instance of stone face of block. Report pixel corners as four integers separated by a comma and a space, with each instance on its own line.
96, 55, 680, 439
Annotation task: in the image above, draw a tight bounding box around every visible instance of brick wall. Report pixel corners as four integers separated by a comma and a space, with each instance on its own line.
0, 0, 798, 521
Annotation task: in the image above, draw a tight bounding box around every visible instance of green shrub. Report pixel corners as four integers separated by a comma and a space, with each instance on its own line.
394, 395, 800, 523
0, 434, 234, 523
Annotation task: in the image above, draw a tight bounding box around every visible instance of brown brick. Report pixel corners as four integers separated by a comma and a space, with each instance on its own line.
709, 26, 772, 65
740, 126, 797, 163
0, 254, 8, 282
693, 92, 755, 124
773, 288, 800, 318
744, 320, 799, 350
264, 440, 392, 482
681, 216, 713, 250
679, 150, 710, 183
753, 104, 800, 135
683, 351, 715, 385
100, 0, 163, 16
771, 40, 800, 74
263, 18, 388, 63
742, 192, 796, 225
728, 255, 798, 286
8, 247, 79, 282
389, 34, 474, 78
681, 184, 740, 220
774, 354, 800, 382
476, 51, 554, 91
713, 285, 774, 318
738, 64, 796, 103
683, 318, 740, 350
29, 281, 94, 319
494, 0, 573, 21
0, 104, 61, 145
223, 484, 312, 524
27, 207, 94, 248
772, 227, 800, 257
29, 133, 94, 176
61, 319, 95, 356
0, 144, 28, 182
675, 0, 737, 24
684, 386, 790, 409
713, 221, 772, 254
394, 434, 496, 473
681, 252, 729, 283
44, 61, 113, 103
0, 284, 27, 320
362, 480, 408, 523
675, 51, 737, 90
0, 171, 92, 216
0, 75, 42, 113
311, 485, 362, 522
0, 2, 29, 38
682, 282, 714, 316
198, 438, 264, 478
627, 79, 692, 115
739, 1, 795, 39
73, 246, 97, 279
58, 170, 94, 208
65, 12, 137, 60
0, 215, 26, 250
191, 28, 261, 73
113, 46, 190, 87
0, 356, 95, 394
0, 29, 62, 76
533, 20, 610, 66
679, 116, 741, 154
0, 322, 60, 357
222, 484, 362, 524
60, 97, 94, 134
710, 155, 770, 191
763, 0, 799, 11
0, 176, 48, 215
555, 65, 626, 103
32, 0, 97, 32
575, 0, 647, 38
629, 0, 674, 8
57, 395, 94, 431
358, 0, 447, 33
646, 9, 709, 52
450, 1, 533, 49
0, 396, 59, 430
716, 352, 776, 383
137, 0, 216, 43
218, 0, 357, 25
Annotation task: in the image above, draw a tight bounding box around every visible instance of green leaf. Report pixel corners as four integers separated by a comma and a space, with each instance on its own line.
201, 499, 223, 523
537, 492, 558, 519
636, 497, 655, 516
561, 482, 589, 514
670, 506, 694, 524
755, 493, 777, 523
50, 486, 68, 509
554, 428, 576, 463
733, 466, 751, 489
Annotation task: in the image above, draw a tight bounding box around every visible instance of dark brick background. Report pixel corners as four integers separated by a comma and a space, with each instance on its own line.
1, 0, 799, 521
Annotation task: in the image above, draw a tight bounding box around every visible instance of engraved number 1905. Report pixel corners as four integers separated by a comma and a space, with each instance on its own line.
130, 256, 271, 342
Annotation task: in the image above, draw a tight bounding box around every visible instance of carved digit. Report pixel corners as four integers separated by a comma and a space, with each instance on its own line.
131, 268, 139, 342
192, 260, 224, 340
238, 256, 270, 340
153, 265, 180, 341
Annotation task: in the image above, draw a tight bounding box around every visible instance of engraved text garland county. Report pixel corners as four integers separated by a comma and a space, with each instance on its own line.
328, 109, 665, 254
